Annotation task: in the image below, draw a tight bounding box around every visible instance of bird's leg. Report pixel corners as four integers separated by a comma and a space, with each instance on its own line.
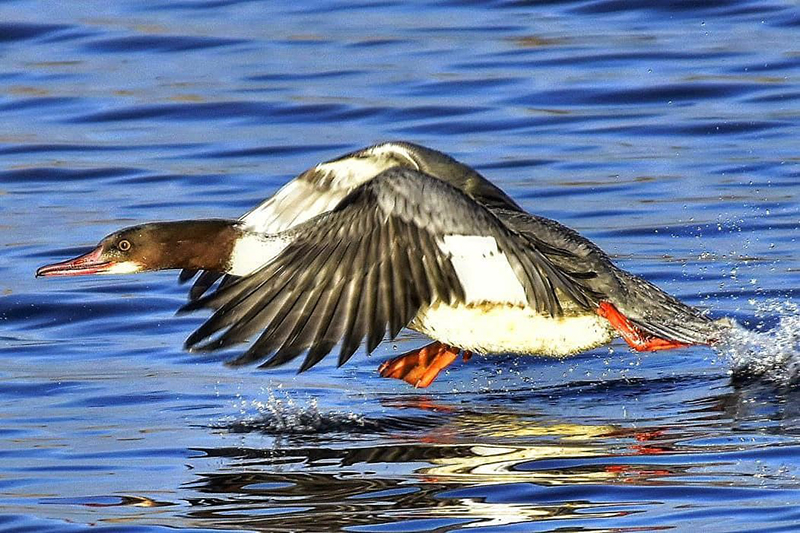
378, 341, 463, 388
597, 301, 690, 351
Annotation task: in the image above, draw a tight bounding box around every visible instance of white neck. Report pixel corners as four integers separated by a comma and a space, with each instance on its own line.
227, 232, 291, 276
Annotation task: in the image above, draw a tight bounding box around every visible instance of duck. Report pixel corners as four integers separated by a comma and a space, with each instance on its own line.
36, 142, 729, 387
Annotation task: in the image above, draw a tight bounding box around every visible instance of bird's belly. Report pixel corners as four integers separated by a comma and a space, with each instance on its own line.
410, 302, 616, 356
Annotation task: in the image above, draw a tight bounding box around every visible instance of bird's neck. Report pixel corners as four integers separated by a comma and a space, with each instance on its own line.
142, 219, 243, 273
141, 219, 291, 276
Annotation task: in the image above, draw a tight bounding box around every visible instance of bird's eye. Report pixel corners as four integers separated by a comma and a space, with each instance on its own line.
118, 239, 131, 252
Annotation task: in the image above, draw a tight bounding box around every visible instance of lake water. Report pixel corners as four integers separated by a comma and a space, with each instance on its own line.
1, 1, 798, 531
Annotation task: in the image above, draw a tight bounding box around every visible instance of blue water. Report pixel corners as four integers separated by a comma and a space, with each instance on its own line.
1, 1, 799, 531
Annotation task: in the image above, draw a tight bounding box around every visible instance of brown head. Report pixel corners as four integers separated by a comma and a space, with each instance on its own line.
36, 219, 241, 278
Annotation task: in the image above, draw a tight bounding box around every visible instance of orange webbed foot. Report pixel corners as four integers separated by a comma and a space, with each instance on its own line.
597, 301, 690, 352
378, 342, 463, 388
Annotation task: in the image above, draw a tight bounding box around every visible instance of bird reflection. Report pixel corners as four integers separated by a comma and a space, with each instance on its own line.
185, 396, 682, 531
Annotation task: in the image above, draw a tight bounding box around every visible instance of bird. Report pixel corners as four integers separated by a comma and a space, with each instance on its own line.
36, 142, 730, 387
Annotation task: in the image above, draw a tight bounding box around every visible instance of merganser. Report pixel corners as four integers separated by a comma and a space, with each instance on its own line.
36, 142, 729, 387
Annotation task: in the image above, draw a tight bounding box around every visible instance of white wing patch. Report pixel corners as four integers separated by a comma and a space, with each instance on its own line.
228, 233, 292, 276
437, 234, 527, 305
239, 143, 418, 235
313, 152, 401, 190
240, 180, 345, 234
366, 143, 419, 170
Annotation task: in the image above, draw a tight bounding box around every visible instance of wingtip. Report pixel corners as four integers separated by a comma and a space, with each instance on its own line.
188, 288, 206, 302
177, 304, 194, 315
184, 342, 209, 354
184, 335, 224, 353
184, 343, 200, 353
225, 356, 250, 368
255, 357, 281, 370
223, 358, 241, 368
177, 299, 207, 315
178, 269, 198, 285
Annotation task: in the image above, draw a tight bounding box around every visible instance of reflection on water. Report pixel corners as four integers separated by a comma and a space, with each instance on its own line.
0, 0, 798, 531
182, 389, 800, 530
189, 408, 631, 531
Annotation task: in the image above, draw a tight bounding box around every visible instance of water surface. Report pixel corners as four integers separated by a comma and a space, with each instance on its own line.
1, 1, 798, 531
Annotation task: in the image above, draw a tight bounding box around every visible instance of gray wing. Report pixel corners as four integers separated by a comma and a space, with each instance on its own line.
179, 141, 525, 300
495, 208, 717, 345
179, 142, 422, 299
180, 167, 595, 373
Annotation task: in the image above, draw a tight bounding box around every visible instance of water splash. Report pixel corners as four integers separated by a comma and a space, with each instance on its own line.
214, 387, 446, 436
220, 387, 372, 435
716, 301, 800, 384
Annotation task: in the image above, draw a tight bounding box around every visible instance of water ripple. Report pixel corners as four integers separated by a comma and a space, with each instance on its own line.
71, 101, 385, 124
0, 167, 138, 183
194, 143, 351, 159
0, 0, 797, 531
0, 22, 71, 42
507, 82, 767, 107
83, 34, 248, 54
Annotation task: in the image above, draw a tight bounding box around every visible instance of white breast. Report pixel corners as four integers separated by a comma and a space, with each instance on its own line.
412, 302, 615, 356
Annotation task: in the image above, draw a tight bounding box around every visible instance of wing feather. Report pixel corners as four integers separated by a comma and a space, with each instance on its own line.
226, 241, 338, 366
362, 233, 385, 354
336, 234, 370, 367
301, 243, 356, 370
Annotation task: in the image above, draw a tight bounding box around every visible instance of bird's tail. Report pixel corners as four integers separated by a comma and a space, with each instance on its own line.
600, 270, 732, 351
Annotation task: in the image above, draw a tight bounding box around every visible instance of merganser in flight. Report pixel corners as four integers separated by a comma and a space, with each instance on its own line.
36, 142, 729, 387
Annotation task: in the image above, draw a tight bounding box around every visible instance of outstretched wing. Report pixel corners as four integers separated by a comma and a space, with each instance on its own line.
181, 167, 595, 372
179, 141, 529, 300
179, 142, 424, 299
